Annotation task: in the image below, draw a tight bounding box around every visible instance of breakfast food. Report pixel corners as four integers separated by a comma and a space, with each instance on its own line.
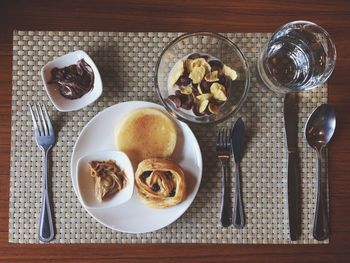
167, 53, 238, 116
115, 108, 177, 166
48, 58, 94, 99
135, 158, 186, 208
88, 160, 127, 202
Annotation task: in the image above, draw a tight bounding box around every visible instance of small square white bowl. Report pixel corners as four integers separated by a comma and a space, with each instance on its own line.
41, 50, 103, 112
77, 151, 134, 210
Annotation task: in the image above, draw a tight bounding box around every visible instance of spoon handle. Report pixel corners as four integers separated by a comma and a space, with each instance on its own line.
313, 150, 329, 241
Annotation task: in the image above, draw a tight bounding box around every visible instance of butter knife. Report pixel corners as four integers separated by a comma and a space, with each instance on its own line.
231, 117, 245, 229
284, 93, 301, 241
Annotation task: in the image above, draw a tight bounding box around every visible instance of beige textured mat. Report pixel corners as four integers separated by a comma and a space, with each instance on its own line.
9, 31, 328, 243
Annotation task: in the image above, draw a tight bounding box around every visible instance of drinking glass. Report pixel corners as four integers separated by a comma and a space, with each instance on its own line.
257, 21, 336, 94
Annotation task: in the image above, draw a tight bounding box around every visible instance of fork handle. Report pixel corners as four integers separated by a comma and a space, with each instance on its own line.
233, 162, 245, 229
220, 160, 230, 227
39, 149, 54, 243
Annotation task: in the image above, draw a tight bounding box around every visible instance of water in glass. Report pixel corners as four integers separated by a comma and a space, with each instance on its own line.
257, 21, 336, 93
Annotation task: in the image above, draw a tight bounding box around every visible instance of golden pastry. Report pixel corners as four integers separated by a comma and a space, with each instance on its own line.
115, 108, 177, 166
135, 158, 186, 208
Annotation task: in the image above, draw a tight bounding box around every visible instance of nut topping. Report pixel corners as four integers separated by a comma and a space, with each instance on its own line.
208, 103, 220, 114
209, 60, 224, 72
168, 95, 182, 108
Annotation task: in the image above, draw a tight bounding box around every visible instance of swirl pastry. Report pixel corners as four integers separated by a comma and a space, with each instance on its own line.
135, 158, 186, 208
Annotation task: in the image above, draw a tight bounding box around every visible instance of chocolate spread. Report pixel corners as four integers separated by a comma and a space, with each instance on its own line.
48, 58, 94, 99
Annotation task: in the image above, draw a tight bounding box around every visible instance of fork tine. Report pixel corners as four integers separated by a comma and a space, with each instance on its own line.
225, 127, 230, 149
223, 127, 227, 149
221, 127, 225, 149
221, 127, 225, 148
38, 103, 49, 136
28, 103, 39, 133
217, 128, 222, 148
42, 104, 54, 136
33, 104, 44, 136
224, 127, 228, 149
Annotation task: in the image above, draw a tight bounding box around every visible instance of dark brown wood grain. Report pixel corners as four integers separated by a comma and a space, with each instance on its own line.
1, 0, 350, 262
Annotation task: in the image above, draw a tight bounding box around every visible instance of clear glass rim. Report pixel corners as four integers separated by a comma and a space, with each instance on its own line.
154, 32, 251, 125
275, 20, 337, 62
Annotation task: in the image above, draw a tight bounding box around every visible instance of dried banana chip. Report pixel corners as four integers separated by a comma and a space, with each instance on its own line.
210, 83, 227, 101
185, 59, 193, 72
223, 64, 238, 81
196, 93, 212, 101
198, 99, 209, 113
190, 58, 205, 69
179, 86, 193, 94
170, 61, 185, 85
202, 61, 211, 73
197, 83, 204, 94
204, 70, 219, 82
188, 58, 211, 73
189, 65, 205, 84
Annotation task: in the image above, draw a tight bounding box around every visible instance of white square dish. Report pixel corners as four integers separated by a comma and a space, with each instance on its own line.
77, 150, 134, 210
41, 50, 103, 112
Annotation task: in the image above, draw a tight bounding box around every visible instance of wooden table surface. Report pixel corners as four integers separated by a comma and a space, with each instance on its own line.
1, 0, 350, 262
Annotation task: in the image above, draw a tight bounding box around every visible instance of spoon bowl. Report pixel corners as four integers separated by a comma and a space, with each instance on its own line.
305, 104, 336, 150
304, 103, 336, 241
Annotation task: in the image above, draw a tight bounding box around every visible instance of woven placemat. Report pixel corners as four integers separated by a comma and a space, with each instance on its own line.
9, 31, 328, 244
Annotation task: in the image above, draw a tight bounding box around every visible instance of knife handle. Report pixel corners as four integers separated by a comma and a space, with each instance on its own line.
287, 151, 301, 241
233, 163, 245, 229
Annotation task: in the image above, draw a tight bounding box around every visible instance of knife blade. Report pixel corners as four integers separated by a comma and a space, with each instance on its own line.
284, 93, 301, 241
231, 117, 245, 164
231, 117, 245, 228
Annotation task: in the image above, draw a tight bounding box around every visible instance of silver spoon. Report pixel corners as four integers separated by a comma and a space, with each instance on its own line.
305, 104, 336, 241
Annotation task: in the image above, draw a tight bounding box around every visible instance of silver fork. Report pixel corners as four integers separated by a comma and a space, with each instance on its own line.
216, 127, 231, 227
29, 103, 55, 242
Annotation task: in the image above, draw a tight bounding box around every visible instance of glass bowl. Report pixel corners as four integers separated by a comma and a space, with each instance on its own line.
155, 32, 250, 124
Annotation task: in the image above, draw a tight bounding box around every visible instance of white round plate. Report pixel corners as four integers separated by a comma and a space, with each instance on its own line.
71, 101, 203, 233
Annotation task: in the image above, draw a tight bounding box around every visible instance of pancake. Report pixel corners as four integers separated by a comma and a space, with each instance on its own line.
115, 108, 177, 166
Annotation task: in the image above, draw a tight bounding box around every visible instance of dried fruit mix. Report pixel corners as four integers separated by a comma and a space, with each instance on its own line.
167, 53, 237, 116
